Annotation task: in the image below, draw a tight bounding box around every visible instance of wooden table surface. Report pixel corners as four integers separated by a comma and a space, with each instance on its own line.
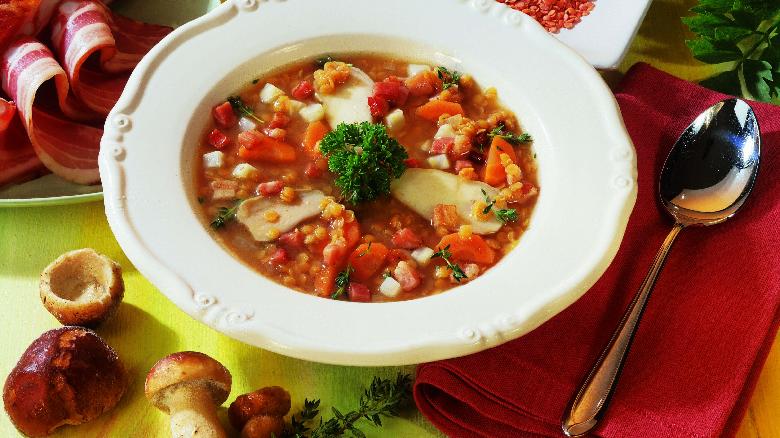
621, 1, 780, 437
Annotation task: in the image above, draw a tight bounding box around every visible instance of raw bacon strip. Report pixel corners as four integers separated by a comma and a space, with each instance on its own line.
0, 107, 46, 188
0, 1, 42, 46
2, 37, 99, 183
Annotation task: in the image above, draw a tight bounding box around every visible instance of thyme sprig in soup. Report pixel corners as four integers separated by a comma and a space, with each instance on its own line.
196, 55, 539, 302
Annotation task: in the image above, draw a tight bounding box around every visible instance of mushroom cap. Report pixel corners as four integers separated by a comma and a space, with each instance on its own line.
39, 249, 124, 327
3, 327, 128, 437
145, 351, 232, 413
228, 386, 291, 430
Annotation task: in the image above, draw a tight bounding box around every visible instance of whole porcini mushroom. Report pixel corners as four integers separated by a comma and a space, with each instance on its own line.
228, 386, 291, 438
3, 327, 128, 437
39, 248, 124, 327
145, 351, 232, 438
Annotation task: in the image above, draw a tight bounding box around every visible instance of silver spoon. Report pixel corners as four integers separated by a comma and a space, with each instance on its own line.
561, 98, 761, 437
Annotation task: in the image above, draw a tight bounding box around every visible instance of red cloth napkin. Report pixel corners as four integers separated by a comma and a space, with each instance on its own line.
414, 63, 780, 438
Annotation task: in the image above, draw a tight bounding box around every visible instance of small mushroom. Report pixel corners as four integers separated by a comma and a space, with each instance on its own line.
3, 327, 128, 437
228, 386, 291, 438
39, 248, 124, 327
145, 351, 232, 438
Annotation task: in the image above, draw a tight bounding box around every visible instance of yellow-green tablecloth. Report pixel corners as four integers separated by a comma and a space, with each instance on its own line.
1, 1, 777, 437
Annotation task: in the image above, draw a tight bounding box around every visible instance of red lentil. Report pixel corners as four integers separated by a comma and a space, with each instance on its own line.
497, 0, 596, 33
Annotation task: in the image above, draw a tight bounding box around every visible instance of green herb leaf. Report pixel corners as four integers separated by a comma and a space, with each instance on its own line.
481, 189, 519, 224
210, 200, 243, 229
435, 66, 462, 90
285, 399, 321, 438
432, 245, 467, 282
227, 96, 263, 123
743, 59, 774, 101
331, 266, 354, 300
699, 69, 744, 95
488, 124, 533, 145
319, 122, 408, 204
686, 38, 743, 63
315, 55, 335, 69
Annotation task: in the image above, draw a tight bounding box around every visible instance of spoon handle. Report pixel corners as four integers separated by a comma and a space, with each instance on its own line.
561, 223, 685, 437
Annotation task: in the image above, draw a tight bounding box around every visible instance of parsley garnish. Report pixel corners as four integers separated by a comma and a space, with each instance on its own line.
315, 55, 336, 69
210, 200, 243, 229
227, 95, 263, 123
435, 66, 462, 90
481, 189, 519, 224
683, 1, 780, 102
304, 373, 412, 438
489, 124, 533, 145
432, 245, 467, 282
331, 266, 354, 300
319, 122, 408, 204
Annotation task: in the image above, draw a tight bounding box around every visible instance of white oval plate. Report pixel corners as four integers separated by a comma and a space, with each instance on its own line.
100, 0, 637, 366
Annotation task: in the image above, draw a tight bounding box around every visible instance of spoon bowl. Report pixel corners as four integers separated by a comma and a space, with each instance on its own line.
562, 98, 761, 437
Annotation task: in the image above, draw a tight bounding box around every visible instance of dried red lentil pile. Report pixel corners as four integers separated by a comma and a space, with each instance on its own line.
497, 0, 596, 33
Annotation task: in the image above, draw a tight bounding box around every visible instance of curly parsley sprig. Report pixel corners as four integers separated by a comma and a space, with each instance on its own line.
432, 245, 467, 282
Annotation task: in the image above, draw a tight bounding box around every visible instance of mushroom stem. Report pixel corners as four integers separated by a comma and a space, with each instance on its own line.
167, 388, 226, 438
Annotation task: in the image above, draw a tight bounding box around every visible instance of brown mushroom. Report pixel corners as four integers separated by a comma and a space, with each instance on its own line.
39, 249, 124, 327
145, 351, 232, 438
228, 386, 291, 438
2, 327, 128, 437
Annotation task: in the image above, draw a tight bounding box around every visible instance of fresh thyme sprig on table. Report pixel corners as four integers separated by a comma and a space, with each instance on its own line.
432, 245, 467, 282
286, 399, 321, 438
227, 95, 263, 123
683, 0, 780, 102
210, 200, 243, 229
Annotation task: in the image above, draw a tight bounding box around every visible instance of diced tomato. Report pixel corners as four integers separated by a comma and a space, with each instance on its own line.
305, 162, 324, 178
374, 77, 409, 106
292, 80, 315, 100
403, 158, 420, 168
436, 233, 495, 264
368, 96, 389, 118
207, 128, 230, 149
347, 282, 371, 303
454, 160, 474, 173
269, 112, 290, 129
314, 265, 337, 297
257, 180, 284, 196
387, 249, 412, 264
394, 261, 421, 291
279, 229, 304, 249
269, 248, 289, 264
391, 228, 423, 249
432, 204, 460, 231
238, 131, 297, 163
348, 243, 389, 282
212, 101, 236, 128
430, 137, 454, 155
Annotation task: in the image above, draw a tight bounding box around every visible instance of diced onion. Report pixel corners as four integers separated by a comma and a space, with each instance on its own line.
288, 99, 305, 115
299, 103, 325, 122
202, 151, 224, 169
434, 124, 456, 139
260, 83, 285, 104
232, 163, 259, 179
411, 247, 435, 266
379, 276, 402, 298
427, 154, 450, 170
238, 117, 257, 132
384, 108, 405, 133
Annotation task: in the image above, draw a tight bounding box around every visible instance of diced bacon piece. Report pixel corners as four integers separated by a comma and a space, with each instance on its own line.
257, 180, 284, 196
430, 137, 454, 154
391, 228, 423, 249
387, 248, 412, 264
207, 128, 230, 149
432, 204, 459, 231
292, 80, 314, 100
393, 261, 421, 291
211, 180, 238, 201
403, 158, 420, 168
269, 248, 289, 264
347, 282, 371, 303
374, 77, 409, 106
454, 160, 474, 173
279, 229, 305, 249
368, 96, 389, 118
269, 112, 290, 129
212, 101, 236, 128
452, 135, 472, 156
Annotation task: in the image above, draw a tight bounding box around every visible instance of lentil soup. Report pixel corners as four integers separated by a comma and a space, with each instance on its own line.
196, 55, 538, 302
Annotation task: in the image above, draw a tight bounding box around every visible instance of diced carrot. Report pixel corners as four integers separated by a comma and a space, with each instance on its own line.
405, 71, 442, 97
314, 265, 337, 297
238, 131, 296, 163
348, 242, 389, 282
391, 228, 422, 249
432, 204, 460, 232
303, 121, 330, 154
415, 100, 464, 122
483, 136, 518, 187
436, 233, 495, 264
343, 219, 362, 249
